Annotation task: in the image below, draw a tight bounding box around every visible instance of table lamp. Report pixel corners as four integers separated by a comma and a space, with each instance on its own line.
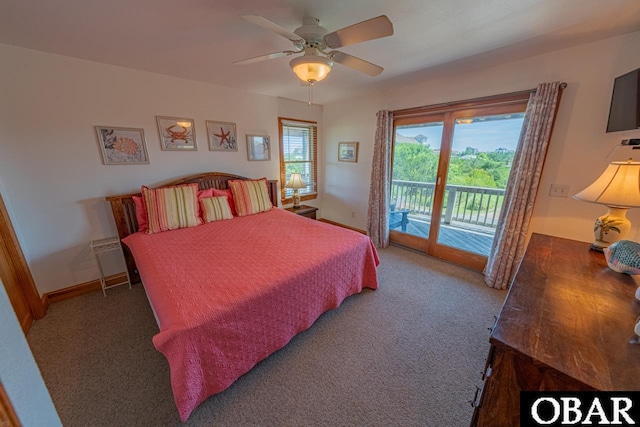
285, 173, 306, 209
573, 158, 640, 251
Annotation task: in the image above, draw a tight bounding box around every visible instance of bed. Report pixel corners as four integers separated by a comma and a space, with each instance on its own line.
106, 172, 379, 421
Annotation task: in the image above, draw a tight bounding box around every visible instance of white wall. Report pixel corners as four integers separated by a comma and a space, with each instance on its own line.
322, 30, 640, 243
0, 44, 321, 294
0, 279, 61, 426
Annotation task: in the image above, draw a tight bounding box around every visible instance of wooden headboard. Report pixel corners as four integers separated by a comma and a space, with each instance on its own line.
106, 172, 278, 284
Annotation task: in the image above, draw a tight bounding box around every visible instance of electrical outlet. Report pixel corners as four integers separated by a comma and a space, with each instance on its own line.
549, 184, 570, 198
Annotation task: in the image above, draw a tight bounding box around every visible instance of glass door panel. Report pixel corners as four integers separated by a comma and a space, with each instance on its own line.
390, 122, 444, 239
390, 97, 529, 271
436, 113, 525, 255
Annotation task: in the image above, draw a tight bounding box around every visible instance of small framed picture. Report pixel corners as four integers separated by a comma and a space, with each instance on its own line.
206, 121, 237, 151
156, 116, 197, 151
95, 126, 149, 165
246, 134, 271, 161
338, 142, 359, 162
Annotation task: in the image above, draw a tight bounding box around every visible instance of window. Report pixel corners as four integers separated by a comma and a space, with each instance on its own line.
279, 117, 318, 203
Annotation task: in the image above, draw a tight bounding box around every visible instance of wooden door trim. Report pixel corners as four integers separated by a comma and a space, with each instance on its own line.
449, 102, 529, 120
427, 111, 455, 254
389, 240, 487, 271
394, 112, 446, 127
389, 230, 429, 252
0, 381, 20, 427
0, 194, 46, 320
394, 90, 533, 118
432, 243, 487, 271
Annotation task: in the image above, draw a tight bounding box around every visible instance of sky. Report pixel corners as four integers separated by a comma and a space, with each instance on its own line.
397, 116, 525, 152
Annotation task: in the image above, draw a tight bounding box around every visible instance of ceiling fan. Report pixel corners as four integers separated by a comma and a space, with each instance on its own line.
234, 14, 394, 84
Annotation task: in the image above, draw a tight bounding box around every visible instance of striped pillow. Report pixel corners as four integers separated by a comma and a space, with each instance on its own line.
228, 178, 273, 216
199, 196, 233, 222
212, 188, 237, 216
142, 183, 202, 234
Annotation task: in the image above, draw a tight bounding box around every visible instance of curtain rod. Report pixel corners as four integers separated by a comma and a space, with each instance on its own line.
393, 82, 567, 116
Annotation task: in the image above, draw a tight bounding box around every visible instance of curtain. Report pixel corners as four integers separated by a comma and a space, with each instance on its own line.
484, 82, 562, 289
367, 110, 394, 248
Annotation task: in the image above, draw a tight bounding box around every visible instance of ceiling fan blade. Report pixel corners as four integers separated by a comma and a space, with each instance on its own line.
233, 51, 297, 65
330, 51, 383, 76
242, 15, 304, 44
323, 15, 393, 49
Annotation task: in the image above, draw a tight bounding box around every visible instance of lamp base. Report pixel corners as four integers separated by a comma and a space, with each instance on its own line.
590, 206, 631, 251
292, 190, 301, 209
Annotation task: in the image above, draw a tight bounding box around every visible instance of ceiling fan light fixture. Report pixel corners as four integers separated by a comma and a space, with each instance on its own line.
289, 55, 333, 83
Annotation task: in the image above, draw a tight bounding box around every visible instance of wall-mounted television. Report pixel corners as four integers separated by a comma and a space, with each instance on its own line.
606, 67, 640, 133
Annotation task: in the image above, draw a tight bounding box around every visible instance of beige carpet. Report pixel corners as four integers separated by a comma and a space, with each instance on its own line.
27, 245, 507, 426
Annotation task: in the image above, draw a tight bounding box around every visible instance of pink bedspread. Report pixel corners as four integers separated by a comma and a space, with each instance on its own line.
122, 208, 379, 421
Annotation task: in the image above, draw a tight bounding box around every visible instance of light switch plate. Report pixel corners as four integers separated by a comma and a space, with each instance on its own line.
549, 184, 570, 198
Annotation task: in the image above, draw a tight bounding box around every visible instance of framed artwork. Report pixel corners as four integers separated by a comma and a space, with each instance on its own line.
156, 116, 197, 151
95, 126, 149, 165
338, 142, 359, 162
246, 134, 271, 161
206, 120, 237, 151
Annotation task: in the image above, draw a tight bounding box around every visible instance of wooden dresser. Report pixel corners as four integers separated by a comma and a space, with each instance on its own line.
471, 233, 640, 427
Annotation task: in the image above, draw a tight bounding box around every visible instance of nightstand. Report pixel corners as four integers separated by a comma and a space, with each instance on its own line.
90, 237, 131, 296
285, 205, 318, 220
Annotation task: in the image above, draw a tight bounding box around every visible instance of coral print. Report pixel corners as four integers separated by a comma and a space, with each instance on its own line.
96, 126, 149, 165
113, 137, 140, 156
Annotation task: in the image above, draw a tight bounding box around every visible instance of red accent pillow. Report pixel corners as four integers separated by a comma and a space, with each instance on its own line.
212, 188, 237, 216
198, 188, 215, 198
132, 195, 148, 232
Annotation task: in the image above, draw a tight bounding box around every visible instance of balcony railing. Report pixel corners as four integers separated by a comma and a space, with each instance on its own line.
390, 179, 505, 229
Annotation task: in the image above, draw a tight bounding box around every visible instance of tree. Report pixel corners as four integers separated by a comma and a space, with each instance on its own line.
392, 143, 515, 189
392, 143, 438, 182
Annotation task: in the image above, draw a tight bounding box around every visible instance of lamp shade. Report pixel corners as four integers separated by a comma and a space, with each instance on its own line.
285, 173, 306, 189
573, 160, 640, 208
289, 55, 332, 83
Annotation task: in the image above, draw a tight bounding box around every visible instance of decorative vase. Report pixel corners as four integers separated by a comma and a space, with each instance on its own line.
591, 207, 630, 251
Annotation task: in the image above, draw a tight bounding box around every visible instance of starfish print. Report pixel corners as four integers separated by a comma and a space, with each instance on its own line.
214, 127, 231, 146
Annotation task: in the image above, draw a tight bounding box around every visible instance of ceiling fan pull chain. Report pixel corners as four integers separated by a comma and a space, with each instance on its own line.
308, 83, 314, 106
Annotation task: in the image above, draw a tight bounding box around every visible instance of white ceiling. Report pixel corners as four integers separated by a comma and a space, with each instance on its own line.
1, 0, 640, 105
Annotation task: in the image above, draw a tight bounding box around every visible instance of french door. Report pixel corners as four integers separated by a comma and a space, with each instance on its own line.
389, 95, 529, 270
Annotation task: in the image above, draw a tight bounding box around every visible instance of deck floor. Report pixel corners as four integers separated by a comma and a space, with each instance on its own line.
393, 216, 495, 256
